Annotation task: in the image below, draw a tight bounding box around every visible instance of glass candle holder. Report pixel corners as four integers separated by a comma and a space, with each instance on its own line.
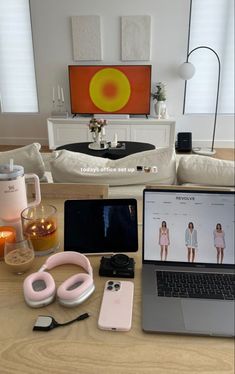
0, 226, 16, 260
4, 239, 34, 274
21, 204, 59, 256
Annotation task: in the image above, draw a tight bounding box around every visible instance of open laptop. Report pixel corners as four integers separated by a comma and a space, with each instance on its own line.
142, 188, 235, 337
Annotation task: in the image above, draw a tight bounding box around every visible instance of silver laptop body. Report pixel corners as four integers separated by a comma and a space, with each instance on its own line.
142, 188, 235, 337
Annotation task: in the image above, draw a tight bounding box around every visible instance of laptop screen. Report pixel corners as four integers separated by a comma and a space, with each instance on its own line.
143, 189, 235, 268
64, 199, 138, 253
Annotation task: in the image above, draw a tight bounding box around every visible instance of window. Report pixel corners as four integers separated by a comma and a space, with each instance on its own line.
0, 0, 38, 113
185, 0, 234, 114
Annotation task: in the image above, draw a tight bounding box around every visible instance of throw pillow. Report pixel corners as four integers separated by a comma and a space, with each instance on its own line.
177, 155, 235, 187
50, 147, 176, 186
0, 143, 46, 180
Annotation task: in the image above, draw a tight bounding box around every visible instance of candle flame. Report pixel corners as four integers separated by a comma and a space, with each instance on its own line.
0, 231, 12, 238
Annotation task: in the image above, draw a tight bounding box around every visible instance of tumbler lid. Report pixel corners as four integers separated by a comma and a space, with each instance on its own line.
0, 164, 24, 180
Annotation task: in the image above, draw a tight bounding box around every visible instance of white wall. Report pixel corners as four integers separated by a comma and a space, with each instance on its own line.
0, 0, 234, 147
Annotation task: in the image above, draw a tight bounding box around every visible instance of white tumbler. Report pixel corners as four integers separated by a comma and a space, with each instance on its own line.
0, 164, 41, 223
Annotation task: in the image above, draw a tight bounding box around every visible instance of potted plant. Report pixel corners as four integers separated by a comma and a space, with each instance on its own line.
88, 118, 108, 149
151, 82, 167, 119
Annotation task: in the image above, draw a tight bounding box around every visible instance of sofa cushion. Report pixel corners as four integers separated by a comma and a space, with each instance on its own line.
0, 143, 46, 180
50, 147, 176, 186
177, 155, 235, 187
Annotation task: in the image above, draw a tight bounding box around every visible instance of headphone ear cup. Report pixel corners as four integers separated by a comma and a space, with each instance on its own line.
57, 273, 95, 307
23, 272, 56, 308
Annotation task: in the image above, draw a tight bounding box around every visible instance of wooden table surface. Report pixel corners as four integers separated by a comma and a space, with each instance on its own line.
0, 196, 234, 374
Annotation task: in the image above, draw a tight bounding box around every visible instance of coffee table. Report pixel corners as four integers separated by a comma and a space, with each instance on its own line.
56, 141, 155, 160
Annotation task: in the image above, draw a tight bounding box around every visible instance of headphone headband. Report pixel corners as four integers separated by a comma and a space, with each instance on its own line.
39, 251, 93, 277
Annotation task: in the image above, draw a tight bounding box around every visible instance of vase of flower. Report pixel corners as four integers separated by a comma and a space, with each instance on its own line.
152, 82, 167, 119
88, 118, 108, 150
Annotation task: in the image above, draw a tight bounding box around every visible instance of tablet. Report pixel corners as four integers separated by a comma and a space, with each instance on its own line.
64, 199, 138, 254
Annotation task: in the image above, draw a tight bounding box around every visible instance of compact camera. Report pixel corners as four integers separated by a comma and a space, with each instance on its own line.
99, 254, 135, 278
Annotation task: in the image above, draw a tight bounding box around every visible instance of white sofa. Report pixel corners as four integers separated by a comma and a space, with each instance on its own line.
0, 143, 234, 198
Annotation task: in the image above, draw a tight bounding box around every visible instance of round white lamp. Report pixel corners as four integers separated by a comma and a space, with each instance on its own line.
178, 62, 196, 80
179, 46, 221, 156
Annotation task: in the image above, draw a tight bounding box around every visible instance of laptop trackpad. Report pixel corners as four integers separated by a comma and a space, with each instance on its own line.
182, 299, 234, 336
143, 297, 185, 332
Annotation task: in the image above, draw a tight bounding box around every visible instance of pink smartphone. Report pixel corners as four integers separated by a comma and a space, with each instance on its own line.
98, 280, 134, 331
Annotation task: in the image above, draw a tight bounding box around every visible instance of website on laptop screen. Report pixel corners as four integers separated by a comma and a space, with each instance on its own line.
144, 191, 235, 265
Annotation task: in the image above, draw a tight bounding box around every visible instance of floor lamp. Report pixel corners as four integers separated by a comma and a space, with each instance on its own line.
178, 46, 221, 156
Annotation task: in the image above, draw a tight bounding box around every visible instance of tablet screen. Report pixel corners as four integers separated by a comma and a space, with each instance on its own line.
64, 199, 138, 253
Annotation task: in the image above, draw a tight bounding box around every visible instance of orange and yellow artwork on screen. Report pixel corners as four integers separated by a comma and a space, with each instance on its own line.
69, 65, 151, 114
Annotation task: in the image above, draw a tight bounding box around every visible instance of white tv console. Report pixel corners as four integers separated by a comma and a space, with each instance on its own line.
47, 117, 176, 150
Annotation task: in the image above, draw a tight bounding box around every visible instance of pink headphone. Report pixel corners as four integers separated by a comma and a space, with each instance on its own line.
23, 251, 95, 308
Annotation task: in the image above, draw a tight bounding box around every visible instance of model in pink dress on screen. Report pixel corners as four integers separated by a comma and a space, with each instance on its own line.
159, 221, 170, 261
214, 223, 226, 264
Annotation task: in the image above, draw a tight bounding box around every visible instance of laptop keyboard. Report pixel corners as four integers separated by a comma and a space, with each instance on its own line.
156, 271, 235, 300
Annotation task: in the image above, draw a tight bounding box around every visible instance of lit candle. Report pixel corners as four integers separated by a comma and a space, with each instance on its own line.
0, 226, 16, 259
57, 85, 61, 101
61, 87, 64, 103
23, 218, 59, 254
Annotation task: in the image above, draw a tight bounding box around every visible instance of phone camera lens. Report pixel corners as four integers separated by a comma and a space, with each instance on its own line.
114, 283, 120, 289
107, 285, 113, 290
108, 281, 114, 286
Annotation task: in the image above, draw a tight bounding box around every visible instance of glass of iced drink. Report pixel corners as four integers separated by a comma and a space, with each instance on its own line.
4, 239, 35, 274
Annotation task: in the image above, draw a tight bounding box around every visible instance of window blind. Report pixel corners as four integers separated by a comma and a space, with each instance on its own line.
0, 0, 38, 113
185, 0, 234, 114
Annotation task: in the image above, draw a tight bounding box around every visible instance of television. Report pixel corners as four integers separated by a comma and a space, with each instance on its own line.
69, 65, 151, 115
